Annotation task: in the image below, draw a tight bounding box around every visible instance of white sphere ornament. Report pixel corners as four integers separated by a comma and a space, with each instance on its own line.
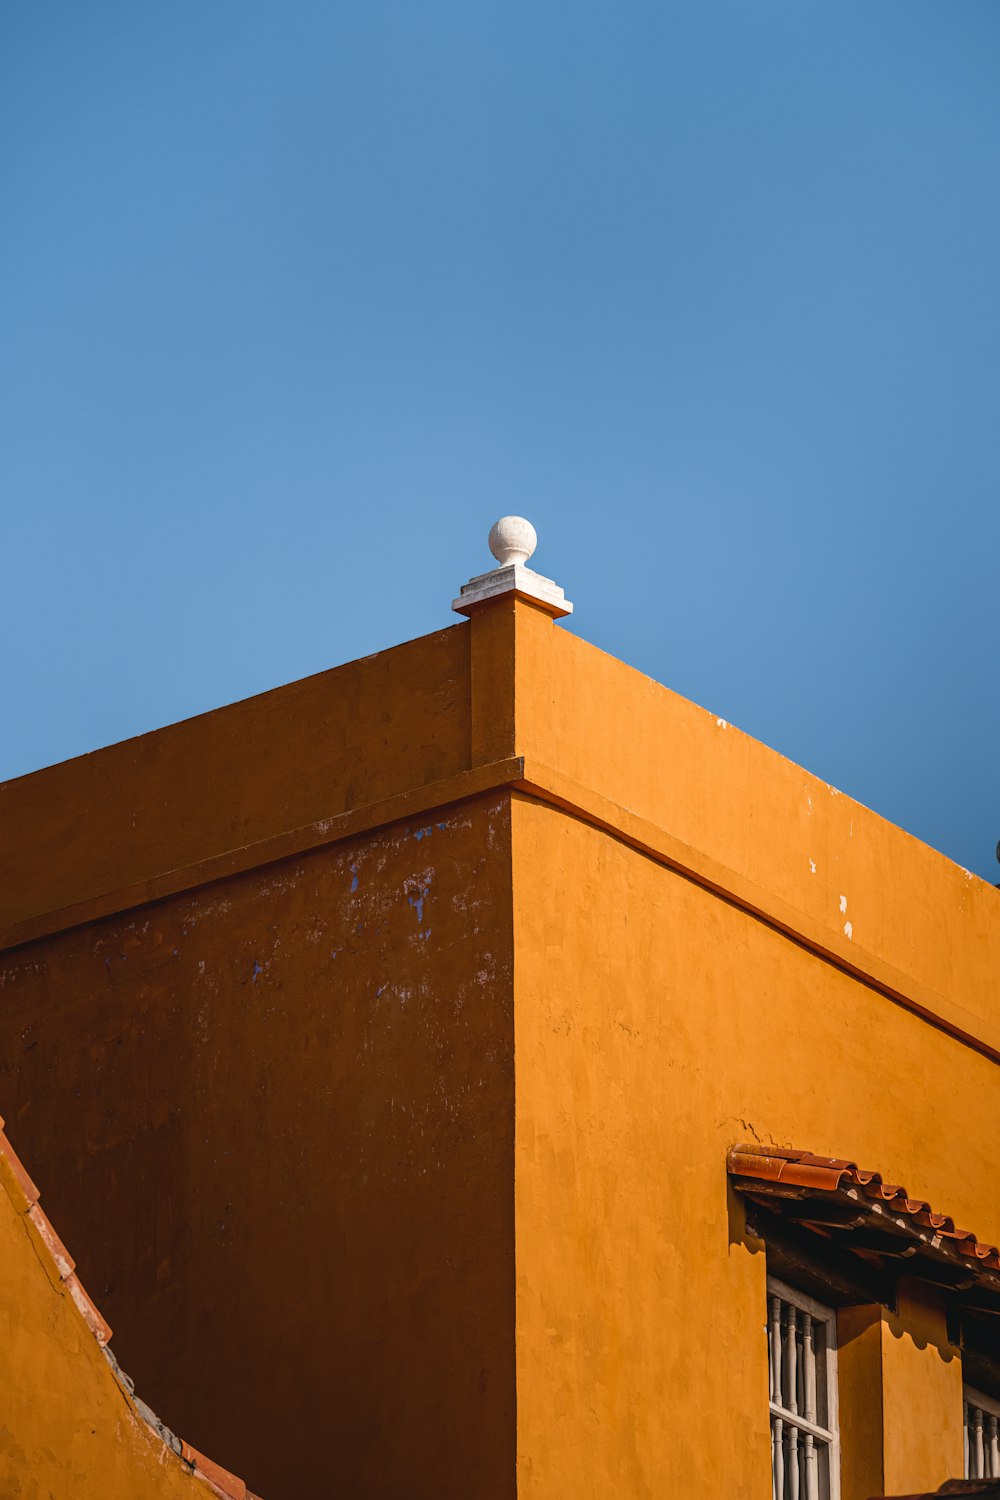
488, 516, 537, 569
452, 512, 571, 617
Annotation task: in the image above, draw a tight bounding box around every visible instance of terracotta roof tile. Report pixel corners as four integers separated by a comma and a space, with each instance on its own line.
0, 1120, 262, 1497
0, 1127, 40, 1212
180, 1443, 247, 1500
65, 1272, 113, 1347
727, 1143, 1000, 1282
27, 1202, 75, 1281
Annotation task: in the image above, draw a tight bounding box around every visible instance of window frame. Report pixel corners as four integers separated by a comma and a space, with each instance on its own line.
767, 1273, 842, 1500
965, 1384, 1000, 1480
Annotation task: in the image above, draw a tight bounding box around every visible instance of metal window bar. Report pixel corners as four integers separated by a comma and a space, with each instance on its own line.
767, 1276, 841, 1500
965, 1387, 1000, 1479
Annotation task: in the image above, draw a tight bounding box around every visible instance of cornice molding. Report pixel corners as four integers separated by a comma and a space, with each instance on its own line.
3, 753, 997, 1071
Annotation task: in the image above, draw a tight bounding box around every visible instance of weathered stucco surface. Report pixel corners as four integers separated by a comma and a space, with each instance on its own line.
511, 796, 988, 1499
0, 796, 514, 1500
511, 605, 1000, 1030
2, 589, 998, 1499
0, 624, 469, 934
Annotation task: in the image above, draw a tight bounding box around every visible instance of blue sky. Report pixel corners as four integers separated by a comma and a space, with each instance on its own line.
3, 3, 999, 879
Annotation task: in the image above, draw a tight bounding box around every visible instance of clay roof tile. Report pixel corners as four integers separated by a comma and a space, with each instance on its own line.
0, 1121, 262, 1498
728, 1143, 1000, 1291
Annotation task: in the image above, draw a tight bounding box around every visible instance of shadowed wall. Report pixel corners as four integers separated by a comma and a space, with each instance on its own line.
0, 795, 514, 1500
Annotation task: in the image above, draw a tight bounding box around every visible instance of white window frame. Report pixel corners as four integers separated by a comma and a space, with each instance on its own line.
767, 1274, 841, 1500
964, 1384, 1000, 1479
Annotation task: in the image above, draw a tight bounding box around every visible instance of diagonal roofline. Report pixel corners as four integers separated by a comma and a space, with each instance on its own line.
0, 1114, 262, 1500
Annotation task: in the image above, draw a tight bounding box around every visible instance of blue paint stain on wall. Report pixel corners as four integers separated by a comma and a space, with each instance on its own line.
251, 960, 263, 983
404, 870, 433, 929
350, 864, 359, 892
413, 826, 433, 841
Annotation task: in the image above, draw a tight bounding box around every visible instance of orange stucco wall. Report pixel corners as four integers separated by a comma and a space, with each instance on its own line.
511, 603, 1000, 1037
501, 598, 999, 1497
0, 624, 469, 938
0, 796, 515, 1500
2, 589, 998, 1498
510, 795, 995, 1498
881, 1283, 964, 1494
837, 1304, 885, 1500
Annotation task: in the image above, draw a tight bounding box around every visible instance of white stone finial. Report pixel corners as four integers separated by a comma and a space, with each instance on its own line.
452, 514, 572, 619
489, 516, 537, 569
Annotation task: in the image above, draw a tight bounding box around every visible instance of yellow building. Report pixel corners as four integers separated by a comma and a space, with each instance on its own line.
1, 519, 998, 1500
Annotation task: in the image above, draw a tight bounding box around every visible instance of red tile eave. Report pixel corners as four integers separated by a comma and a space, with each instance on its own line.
727, 1144, 1000, 1280
0, 1115, 259, 1500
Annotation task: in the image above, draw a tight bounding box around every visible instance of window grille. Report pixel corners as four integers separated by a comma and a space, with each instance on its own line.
767, 1276, 841, 1500
965, 1387, 1000, 1478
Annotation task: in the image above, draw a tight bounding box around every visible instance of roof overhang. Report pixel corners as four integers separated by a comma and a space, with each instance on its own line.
728, 1146, 1000, 1314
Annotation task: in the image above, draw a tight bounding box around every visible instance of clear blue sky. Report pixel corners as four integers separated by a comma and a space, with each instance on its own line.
3, 3, 999, 880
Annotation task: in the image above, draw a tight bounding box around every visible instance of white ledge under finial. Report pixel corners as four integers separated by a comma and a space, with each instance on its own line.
452, 516, 573, 619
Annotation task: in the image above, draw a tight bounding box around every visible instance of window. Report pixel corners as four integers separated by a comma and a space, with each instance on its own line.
965, 1387, 1000, 1479
767, 1275, 841, 1500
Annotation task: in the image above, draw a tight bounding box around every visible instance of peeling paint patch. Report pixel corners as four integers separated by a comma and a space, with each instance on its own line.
839, 895, 848, 915
404, 871, 433, 927
809, 860, 816, 875
844, 921, 853, 940
716, 717, 729, 730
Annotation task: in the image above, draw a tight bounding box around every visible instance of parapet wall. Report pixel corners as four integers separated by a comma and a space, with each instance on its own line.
0, 624, 470, 939
510, 610, 1000, 1047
